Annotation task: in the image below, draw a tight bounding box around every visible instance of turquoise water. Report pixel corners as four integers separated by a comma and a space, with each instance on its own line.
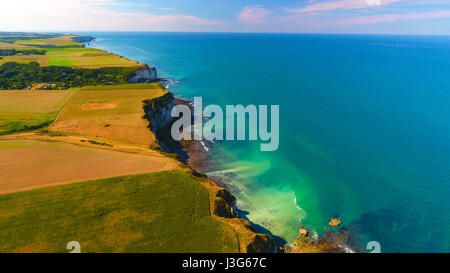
86, 32, 450, 253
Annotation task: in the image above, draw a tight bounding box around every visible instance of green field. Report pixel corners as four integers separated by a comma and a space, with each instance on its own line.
44, 47, 140, 68
0, 89, 76, 135
48, 54, 139, 68
45, 47, 102, 56
83, 83, 161, 90
0, 112, 55, 135
0, 171, 238, 253
1, 48, 141, 68
48, 57, 73, 66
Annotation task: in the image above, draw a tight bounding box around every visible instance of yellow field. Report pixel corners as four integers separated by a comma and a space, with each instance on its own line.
51, 84, 166, 147
14, 35, 82, 47
0, 90, 73, 113
0, 58, 34, 65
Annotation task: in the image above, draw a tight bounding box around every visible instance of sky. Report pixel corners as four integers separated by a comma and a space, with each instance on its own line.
2, 0, 450, 35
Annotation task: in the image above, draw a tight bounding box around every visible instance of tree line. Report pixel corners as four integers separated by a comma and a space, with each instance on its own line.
0, 62, 140, 90
0, 49, 47, 56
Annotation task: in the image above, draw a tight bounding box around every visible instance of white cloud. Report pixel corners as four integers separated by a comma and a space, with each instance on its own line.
366, 0, 382, 6
239, 6, 270, 25
287, 0, 404, 13
0, 0, 223, 31
334, 9, 450, 26
81, 0, 124, 6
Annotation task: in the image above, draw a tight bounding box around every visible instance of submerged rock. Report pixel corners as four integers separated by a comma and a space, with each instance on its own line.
329, 218, 342, 227
299, 227, 309, 238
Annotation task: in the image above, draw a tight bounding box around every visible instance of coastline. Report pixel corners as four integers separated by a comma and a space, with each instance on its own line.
84, 35, 357, 253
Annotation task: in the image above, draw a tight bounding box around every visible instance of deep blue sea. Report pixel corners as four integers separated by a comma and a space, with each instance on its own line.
85, 32, 450, 253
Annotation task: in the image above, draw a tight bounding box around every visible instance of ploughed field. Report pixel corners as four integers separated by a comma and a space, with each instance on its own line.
0, 139, 178, 194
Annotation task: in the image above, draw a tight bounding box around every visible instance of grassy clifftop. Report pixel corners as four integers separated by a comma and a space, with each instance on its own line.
0, 171, 239, 253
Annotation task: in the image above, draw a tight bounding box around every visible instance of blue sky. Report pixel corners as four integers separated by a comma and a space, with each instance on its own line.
2, 0, 450, 34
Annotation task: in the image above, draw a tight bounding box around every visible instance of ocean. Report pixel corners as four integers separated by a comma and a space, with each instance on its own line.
84, 32, 450, 253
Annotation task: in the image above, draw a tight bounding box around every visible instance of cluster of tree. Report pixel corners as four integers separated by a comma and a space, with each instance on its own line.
0, 49, 47, 56
0, 62, 139, 90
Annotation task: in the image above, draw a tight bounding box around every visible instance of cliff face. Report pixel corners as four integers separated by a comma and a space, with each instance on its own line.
143, 92, 176, 151
205, 178, 279, 253
129, 67, 158, 83
72, 36, 95, 43
143, 92, 175, 134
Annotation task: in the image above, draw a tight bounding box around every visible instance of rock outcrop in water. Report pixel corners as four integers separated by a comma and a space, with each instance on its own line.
299, 226, 309, 238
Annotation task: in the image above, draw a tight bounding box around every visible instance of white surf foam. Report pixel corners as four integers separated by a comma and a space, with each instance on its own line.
200, 141, 209, 152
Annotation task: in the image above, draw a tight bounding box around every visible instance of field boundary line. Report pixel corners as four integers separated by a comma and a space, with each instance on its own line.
53, 88, 79, 123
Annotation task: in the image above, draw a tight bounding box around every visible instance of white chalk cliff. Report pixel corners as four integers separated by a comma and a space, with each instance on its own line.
129, 67, 158, 83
